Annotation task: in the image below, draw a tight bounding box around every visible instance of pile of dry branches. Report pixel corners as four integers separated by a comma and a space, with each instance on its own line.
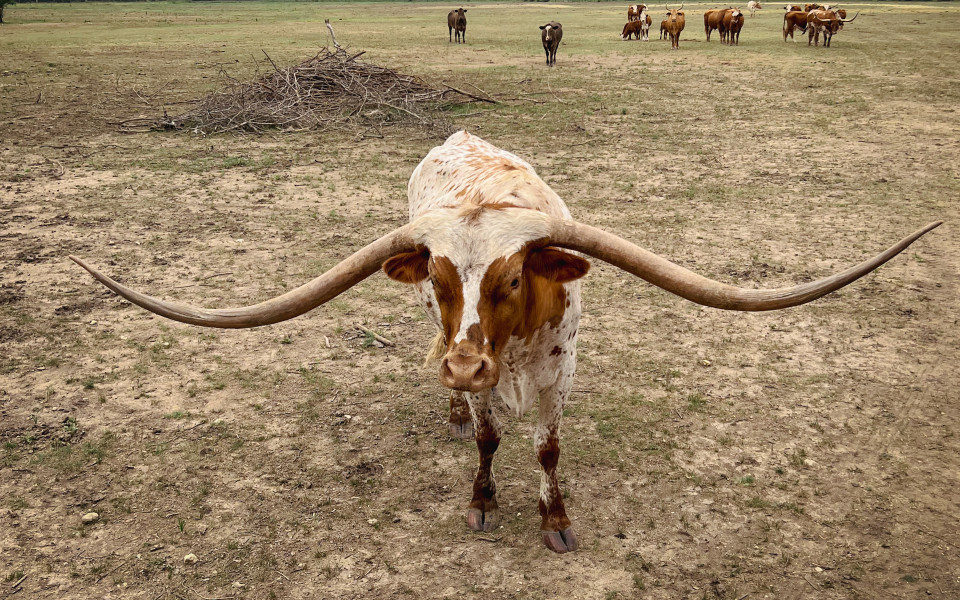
142, 48, 494, 136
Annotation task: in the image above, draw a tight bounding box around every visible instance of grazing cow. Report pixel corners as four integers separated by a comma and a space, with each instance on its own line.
704, 8, 727, 42
721, 7, 745, 45
541, 22, 563, 66
663, 4, 686, 49
747, 1, 762, 17
70, 131, 940, 554
448, 8, 467, 44
621, 20, 644, 40
783, 9, 809, 41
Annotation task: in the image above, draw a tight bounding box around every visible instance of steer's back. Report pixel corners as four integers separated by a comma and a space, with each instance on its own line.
408, 131, 571, 221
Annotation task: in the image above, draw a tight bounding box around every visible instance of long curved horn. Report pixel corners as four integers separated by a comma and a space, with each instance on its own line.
69, 225, 417, 328
546, 220, 941, 312
842, 10, 858, 22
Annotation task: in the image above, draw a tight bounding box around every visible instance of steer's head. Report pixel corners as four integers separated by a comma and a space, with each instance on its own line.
382, 206, 589, 392
665, 4, 685, 23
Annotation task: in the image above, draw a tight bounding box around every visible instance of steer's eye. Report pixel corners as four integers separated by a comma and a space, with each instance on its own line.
510, 278, 520, 289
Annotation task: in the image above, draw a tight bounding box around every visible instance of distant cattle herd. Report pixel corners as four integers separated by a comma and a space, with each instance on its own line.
446, 2, 861, 63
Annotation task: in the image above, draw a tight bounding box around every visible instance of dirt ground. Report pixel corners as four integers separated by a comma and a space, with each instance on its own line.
1, 2, 958, 599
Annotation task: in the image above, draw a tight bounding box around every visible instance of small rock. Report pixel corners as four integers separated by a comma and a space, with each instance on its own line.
81, 512, 99, 524
814, 566, 823, 573
367, 519, 379, 526
183, 553, 199, 565
700, 360, 712, 366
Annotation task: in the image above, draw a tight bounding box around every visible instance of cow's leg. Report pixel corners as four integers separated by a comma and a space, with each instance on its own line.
449, 390, 474, 439
536, 376, 577, 553
464, 390, 501, 532
449, 26, 452, 43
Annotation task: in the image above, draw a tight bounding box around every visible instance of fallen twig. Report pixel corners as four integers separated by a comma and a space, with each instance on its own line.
356, 324, 395, 347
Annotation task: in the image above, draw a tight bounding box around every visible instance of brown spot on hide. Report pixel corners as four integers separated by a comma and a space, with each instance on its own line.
430, 256, 464, 349
550, 346, 562, 356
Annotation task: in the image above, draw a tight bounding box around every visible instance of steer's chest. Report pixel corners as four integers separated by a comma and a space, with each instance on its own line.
496, 285, 582, 417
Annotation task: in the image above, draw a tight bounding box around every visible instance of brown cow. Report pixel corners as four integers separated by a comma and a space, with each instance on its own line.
541, 22, 563, 66
628, 4, 641, 21
621, 20, 644, 40
721, 7, 745, 45
784, 4, 802, 11
448, 8, 467, 44
783, 9, 809, 41
704, 8, 727, 42
663, 4, 686, 49
660, 19, 669, 39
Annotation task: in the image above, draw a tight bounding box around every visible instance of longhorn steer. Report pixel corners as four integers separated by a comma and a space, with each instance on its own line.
71, 131, 940, 554
448, 8, 467, 44
663, 4, 686, 49
808, 8, 856, 46
540, 21, 563, 66
747, 0, 762, 16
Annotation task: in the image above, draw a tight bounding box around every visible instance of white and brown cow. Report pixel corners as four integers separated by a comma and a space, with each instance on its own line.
71, 131, 940, 554
747, 0, 762, 17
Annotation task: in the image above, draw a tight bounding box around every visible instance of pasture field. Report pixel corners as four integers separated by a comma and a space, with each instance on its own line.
1, 2, 958, 598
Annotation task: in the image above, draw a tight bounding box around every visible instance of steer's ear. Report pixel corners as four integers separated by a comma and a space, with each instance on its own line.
526, 248, 590, 283
383, 248, 430, 284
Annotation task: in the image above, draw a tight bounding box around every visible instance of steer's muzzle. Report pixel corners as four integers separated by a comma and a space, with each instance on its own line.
439, 341, 500, 392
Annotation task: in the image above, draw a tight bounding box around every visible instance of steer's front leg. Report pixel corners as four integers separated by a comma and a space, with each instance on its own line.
464, 390, 501, 532
536, 377, 578, 553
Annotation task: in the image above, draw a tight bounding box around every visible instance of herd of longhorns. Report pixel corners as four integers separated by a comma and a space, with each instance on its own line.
72, 130, 941, 553
447, 3, 862, 62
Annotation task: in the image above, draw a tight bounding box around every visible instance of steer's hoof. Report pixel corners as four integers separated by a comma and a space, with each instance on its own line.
466, 507, 501, 532
542, 527, 579, 554
448, 419, 475, 440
